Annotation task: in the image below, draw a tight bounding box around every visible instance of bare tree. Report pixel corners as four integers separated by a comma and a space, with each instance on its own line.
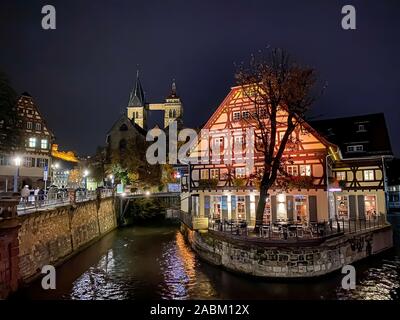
235, 48, 320, 231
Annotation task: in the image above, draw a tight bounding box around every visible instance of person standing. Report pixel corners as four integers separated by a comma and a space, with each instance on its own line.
21, 185, 30, 204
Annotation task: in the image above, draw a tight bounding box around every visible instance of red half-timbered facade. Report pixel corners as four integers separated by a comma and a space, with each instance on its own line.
181, 86, 392, 226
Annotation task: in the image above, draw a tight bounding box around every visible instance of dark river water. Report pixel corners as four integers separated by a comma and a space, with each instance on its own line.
13, 214, 400, 300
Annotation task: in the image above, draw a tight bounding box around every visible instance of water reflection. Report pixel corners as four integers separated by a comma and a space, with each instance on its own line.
14, 219, 400, 300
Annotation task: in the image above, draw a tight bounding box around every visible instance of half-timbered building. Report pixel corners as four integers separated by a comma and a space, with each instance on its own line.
181, 86, 393, 226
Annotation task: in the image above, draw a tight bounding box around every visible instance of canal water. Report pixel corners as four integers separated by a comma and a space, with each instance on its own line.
14, 215, 400, 300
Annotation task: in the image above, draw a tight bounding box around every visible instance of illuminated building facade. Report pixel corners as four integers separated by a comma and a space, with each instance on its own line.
0, 92, 54, 190
181, 86, 392, 225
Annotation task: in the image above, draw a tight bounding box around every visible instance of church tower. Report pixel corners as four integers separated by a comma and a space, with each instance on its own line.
163, 80, 183, 128
127, 71, 147, 129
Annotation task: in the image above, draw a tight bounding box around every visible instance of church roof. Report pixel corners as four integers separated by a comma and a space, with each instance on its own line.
128, 70, 145, 107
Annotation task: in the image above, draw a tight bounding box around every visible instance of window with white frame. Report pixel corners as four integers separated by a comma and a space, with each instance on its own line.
210, 169, 219, 179
26, 122, 32, 130
242, 111, 250, 119
28, 137, 36, 148
364, 170, 374, 181
213, 137, 224, 146
235, 167, 246, 178
233, 112, 241, 121
35, 123, 41, 131
37, 158, 48, 168
200, 169, 209, 180
336, 171, 346, 181
347, 145, 363, 152
299, 164, 312, 176
0, 155, 10, 166
24, 157, 34, 167
287, 165, 298, 176
41, 139, 48, 149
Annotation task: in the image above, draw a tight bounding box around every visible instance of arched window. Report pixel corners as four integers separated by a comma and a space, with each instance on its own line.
169, 110, 173, 118
119, 124, 128, 131
172, 109, 176, 118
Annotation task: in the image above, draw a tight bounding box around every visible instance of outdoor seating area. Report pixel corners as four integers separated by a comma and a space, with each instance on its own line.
208, 214, 389, 240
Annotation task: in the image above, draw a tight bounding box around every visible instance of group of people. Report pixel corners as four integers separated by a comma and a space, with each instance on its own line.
20, 185, 45, 203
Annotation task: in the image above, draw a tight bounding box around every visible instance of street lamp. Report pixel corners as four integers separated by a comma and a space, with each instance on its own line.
83, 169, 89, 190
13, 156, 22, 192
108, 174, 114, 188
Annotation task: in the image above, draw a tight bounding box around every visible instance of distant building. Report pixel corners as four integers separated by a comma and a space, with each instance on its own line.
126, 71, 183, 130
0, 92, 54, 191
50, 144, 79, 188
386, 158, 400, 211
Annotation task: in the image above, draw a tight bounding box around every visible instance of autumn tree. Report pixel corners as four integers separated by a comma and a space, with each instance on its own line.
109, 135, 162, 190
235, 48, 320, 231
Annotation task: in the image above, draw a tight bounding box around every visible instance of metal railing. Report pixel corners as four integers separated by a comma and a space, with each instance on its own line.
16, 189, 114, 213
209, 214, 388, 240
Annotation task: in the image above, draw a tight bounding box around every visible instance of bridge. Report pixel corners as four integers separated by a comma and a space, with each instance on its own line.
117, 192, 181, 223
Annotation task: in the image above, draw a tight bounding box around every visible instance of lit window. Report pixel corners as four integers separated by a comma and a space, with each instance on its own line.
213, 137, 224, 146
41, 139, 48, 149
28, 137, 36, 148
278, 131, 285, 141
233, 112, 241, 121
27, 122, 32, 130
234, 136, 244, 145
347, 145, 363, 152
357, 124, 366, 132
200, 170, 209, 180
235, 167, 246, 178
210, 169, 219, 179
364, 170, 374, 181
336, 195, 349, 219
364, 195, 377, 218
336, 171, 346, 181
35, 123, 41, 131
287, 165, 298, 176
299, 165, 312, 176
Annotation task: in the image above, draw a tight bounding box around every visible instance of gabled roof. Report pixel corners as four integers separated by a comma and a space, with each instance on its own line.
17, 92, 55, 138
128, 71, 145, 107
202, 86, 337, 149
310, 113, 393, 158
106, 114, 147, 136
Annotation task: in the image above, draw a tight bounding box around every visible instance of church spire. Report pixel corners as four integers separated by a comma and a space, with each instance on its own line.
128, 69, 145, 107
167, 79, 179, 99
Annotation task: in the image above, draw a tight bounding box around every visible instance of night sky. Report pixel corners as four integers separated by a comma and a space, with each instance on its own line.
1, 0, 399, 156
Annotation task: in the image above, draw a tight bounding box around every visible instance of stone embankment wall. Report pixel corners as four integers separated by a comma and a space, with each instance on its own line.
0, 197, 117, 298
181, 224, 393, 278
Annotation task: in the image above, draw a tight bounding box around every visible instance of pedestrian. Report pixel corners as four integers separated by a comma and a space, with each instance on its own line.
21, 185, 30, 204
34, 186, 40, 203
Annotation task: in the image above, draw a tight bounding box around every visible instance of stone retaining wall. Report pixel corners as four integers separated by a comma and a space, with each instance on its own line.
180, 224, 393, 278
18, 197, 117, 280
0, 197, 117, 298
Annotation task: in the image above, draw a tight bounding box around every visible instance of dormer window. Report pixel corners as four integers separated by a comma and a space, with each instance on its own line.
347, 145, 363, 153
357, 124, 366, 132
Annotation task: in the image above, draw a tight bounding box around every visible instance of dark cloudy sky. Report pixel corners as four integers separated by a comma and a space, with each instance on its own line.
1, 0, 399, 156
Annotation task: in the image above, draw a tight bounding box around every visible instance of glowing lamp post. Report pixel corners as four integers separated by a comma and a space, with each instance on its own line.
108, 174, 114, 188
83, 170, 89, 190
13, 156, 22, 192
